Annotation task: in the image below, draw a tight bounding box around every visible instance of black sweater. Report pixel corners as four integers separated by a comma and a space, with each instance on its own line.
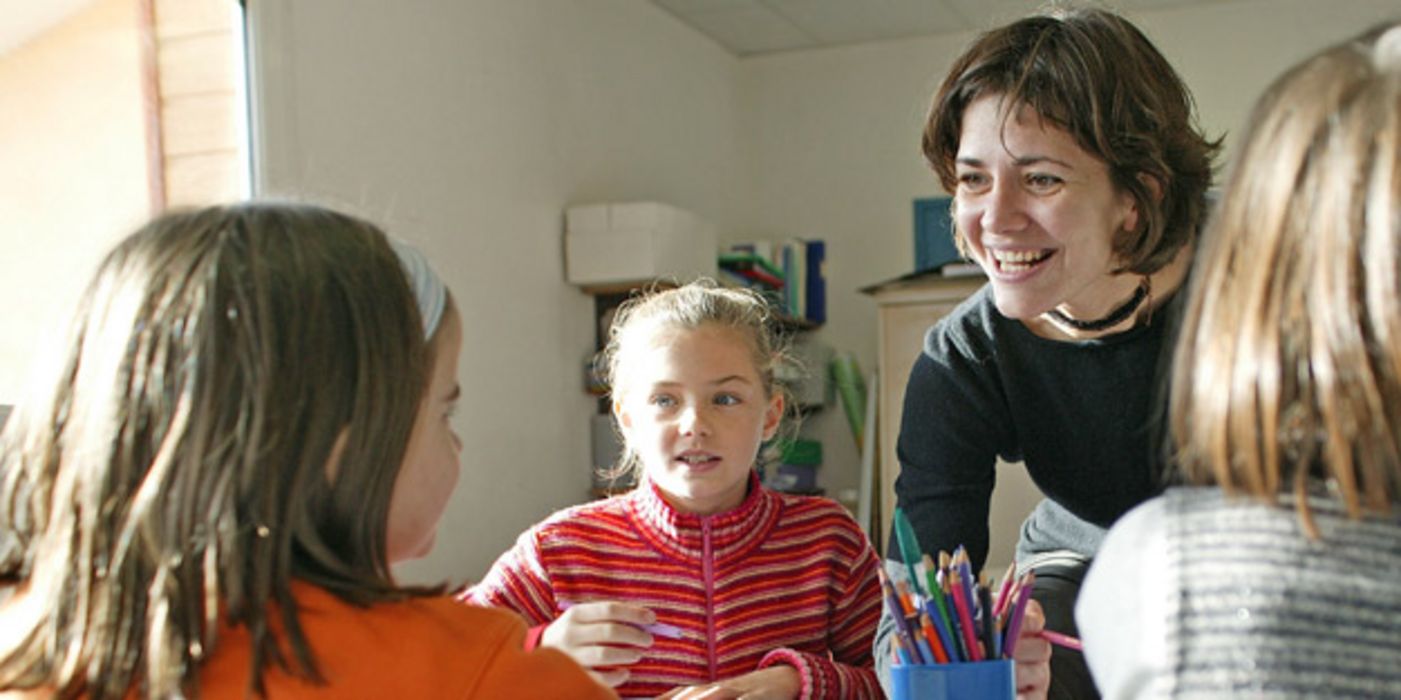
891, 284, 1181, 572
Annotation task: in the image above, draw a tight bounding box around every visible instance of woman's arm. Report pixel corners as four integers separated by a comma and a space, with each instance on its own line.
895, 322, 1009, 571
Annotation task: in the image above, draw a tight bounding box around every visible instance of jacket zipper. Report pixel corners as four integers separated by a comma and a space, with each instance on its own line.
702, 517, 718, 680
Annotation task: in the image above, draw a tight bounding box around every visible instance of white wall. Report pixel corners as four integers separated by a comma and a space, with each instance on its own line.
738, 0, 1401, 506
246, 0, 1399, 584
246, 0, 748, 585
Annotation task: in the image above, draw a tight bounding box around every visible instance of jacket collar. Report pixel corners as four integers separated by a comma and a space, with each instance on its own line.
625, 471, 782, 565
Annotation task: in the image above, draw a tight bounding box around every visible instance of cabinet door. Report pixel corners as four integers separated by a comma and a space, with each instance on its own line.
875, 285, 1040, 574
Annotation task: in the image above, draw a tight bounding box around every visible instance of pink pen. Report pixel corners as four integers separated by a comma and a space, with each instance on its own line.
1035, 629, 1083, 651
556, 600, 684, 639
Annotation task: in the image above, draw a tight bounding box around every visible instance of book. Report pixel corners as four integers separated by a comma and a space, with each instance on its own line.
804, 240, 826, 324
718, 252, 785, 289
779, 239, 804, 318
728, 241, 778, 273
719, 269, 785, 310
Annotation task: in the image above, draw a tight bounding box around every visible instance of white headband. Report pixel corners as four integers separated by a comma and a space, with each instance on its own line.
390, 239, 446, 338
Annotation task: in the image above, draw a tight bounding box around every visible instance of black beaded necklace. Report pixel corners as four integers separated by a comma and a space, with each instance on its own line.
1045, 276, 1151, 333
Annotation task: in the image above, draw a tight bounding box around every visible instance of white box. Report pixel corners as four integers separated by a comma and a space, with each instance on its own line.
565, 201, 718, 286
565, 203, 612, 235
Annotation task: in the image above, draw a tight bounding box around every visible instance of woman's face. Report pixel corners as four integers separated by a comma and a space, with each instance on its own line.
953, 94, 1141, 321
387, 306, 464, 563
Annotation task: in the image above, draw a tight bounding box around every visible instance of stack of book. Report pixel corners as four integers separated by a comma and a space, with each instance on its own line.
718, 239, 826, 325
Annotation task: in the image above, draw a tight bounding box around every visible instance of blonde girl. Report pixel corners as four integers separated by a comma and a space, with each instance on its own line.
466, 280, 883, 699
0, 203, 610, 699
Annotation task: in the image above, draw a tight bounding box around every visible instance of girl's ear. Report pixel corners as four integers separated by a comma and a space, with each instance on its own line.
613, 398, 632, 430
761, 392, 784, 441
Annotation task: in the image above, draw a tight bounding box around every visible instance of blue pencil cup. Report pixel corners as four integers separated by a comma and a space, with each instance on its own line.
890, 660, 1015, 700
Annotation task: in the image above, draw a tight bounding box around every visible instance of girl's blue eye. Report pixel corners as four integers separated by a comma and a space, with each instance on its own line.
714, 394, 740, 407
650, 395, 676, 408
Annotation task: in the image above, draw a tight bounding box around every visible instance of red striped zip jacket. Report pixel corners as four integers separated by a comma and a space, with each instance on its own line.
460, 473, 882, 699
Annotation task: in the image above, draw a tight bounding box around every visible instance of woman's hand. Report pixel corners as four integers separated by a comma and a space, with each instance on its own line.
540, 600, 656, 687
654, 666, 801, 700
1013, 599, 1052, 700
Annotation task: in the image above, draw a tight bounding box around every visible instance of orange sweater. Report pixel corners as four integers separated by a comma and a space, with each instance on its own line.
194, 584, 615, 699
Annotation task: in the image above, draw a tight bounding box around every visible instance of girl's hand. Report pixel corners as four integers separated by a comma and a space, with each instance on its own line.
1013, 599, 1052, 700
540, 600, 656, 687
654, 666, 800, 700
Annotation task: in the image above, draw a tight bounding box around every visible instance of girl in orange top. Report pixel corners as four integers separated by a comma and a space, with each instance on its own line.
0, 203, 611, 699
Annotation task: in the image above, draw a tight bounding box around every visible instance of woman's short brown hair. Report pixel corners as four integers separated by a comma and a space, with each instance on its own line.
924, 7, 1220, 275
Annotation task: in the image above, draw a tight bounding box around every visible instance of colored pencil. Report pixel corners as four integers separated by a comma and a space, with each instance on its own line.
979, 584, 998, 659
891, 631, 914, 665
919, 611, 950, 663
993, 561, 1017, 618
948, 569, 983, 661
878, 567, 923, 662
923, 599, 960, 663
1001, 571, 1036, 658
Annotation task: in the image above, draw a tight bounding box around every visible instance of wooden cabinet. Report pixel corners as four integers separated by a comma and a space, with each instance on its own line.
866, 275, 1041, 573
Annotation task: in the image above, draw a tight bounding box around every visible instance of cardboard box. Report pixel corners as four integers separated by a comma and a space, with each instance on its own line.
565, 201, 717, 286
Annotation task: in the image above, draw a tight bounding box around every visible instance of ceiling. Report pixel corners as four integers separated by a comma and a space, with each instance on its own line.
648, 0, 1243, 56
0, 2, 1248, 60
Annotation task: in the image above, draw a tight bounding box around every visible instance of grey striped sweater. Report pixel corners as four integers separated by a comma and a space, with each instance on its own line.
1161, 487, 1401, 698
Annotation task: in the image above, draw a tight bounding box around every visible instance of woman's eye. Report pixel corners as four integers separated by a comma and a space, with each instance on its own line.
957, 172, 989, 192
650, 395, 676, 409
1026, 173, 1064, 191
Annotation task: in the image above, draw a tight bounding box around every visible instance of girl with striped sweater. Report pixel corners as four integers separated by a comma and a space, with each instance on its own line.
463, 281, 882, 698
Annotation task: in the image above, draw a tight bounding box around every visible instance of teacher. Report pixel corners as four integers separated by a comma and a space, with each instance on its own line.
876, 7, 1218, 699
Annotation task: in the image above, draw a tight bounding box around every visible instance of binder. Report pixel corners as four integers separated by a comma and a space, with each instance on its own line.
804, 239, 826, 324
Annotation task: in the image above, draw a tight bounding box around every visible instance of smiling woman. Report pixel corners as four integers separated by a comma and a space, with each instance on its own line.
951, 95, 1151, 330
879, 7, 1221, 700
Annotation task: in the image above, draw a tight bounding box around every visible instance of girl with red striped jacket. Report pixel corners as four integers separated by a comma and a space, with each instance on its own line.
463, 281, 882, 699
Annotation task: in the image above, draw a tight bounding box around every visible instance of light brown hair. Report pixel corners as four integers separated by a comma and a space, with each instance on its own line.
598, 280, 795, 482
923, 6, 1220, 274
1170, 23, 1401, 534
0, 203, 441, 697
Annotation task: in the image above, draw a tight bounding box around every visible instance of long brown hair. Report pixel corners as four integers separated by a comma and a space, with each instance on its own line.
1170, 23, 1401, 535
923, 6, 1220, 274
0, 203, 438, 697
